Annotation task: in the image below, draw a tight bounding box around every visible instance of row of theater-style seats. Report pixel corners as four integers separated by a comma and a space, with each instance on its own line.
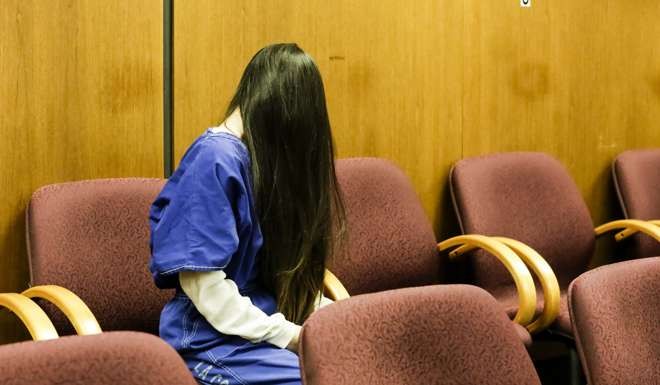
0, 149, 658, 385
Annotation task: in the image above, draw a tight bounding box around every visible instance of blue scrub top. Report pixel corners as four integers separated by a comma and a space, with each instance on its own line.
149, 129, 278, 358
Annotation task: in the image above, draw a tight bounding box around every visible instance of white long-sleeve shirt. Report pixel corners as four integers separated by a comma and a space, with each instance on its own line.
180, 270, 333, 349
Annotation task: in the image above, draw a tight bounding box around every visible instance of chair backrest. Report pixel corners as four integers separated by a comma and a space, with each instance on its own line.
450, 152, 595, 290
569, 257, 660, 385
300, 284, 541, 385
613, 149, 660, 258
0, 331, 197, 385
26, 178, 171, 335
333, 158, 441, 295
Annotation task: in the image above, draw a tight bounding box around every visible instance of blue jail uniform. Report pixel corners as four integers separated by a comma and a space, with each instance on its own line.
149, 129, 301, 385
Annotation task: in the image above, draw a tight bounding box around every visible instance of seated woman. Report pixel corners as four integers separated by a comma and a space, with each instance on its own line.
149, 43, 344, 385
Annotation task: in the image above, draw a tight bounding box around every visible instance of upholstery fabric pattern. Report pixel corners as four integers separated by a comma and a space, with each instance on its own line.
0, 331, 197, 385
569, 257, 660, 385
613, 149, 660, 259
333, 158, 441, 294
26, 178, 172, 334
450, 152, 595, 291
450, 152, 596, 336
299, 285, 541, 385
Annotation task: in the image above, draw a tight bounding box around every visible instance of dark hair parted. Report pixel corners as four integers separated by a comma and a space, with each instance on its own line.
225, 43, 345, 325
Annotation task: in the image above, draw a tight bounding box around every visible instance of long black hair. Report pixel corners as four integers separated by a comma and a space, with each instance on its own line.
225, 43, 345, 324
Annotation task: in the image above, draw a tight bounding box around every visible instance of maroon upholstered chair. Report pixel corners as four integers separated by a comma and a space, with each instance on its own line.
450, 152, 595, 337
26, 178, 170, 335
333, 157, 537, 345
300, 284, 542, 385
569, 257, 660, 385
0, 331, 198, 385
612, 149, 660, 259
18, 163, 535, 383
332, 158, 441, 294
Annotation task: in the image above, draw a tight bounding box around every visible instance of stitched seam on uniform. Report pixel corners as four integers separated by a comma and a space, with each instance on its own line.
185, 317, 201, 349
207, 350, 248, 385
207, 351, 248, 385
160, 265, 224, 275
181, 300, 194, 349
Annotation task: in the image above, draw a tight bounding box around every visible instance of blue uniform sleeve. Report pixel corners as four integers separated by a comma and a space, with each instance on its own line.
149, 139, 246, 289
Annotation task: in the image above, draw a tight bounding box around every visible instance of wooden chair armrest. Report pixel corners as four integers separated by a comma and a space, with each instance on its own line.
0, 293, 59, 340
22, 285, 102, 336
438, 235, 537, 327
595, 219, 660, 242
491, 237, 560, 334
323, 269, 350, 301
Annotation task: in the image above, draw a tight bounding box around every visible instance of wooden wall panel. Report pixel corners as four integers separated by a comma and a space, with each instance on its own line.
0, 0, 162, 343
462, 0, 660, 264
175, 1, 660, 268
173, 0, 465, 235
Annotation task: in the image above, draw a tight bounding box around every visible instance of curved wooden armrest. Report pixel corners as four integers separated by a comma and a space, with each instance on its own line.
0, 293, 59, 340
323, 269, 350, 301
22, 285, 102, 336
492, 237, 560, 333
595, 219, 660, 242
451, 237, 560, 333
438, 235, 537, 326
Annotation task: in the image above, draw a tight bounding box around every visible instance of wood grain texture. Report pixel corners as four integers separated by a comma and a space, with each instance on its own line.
462, 0, 660, 265
175, 0, 660, 267
0, 0, 162, 343
174, 0, 464, 237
